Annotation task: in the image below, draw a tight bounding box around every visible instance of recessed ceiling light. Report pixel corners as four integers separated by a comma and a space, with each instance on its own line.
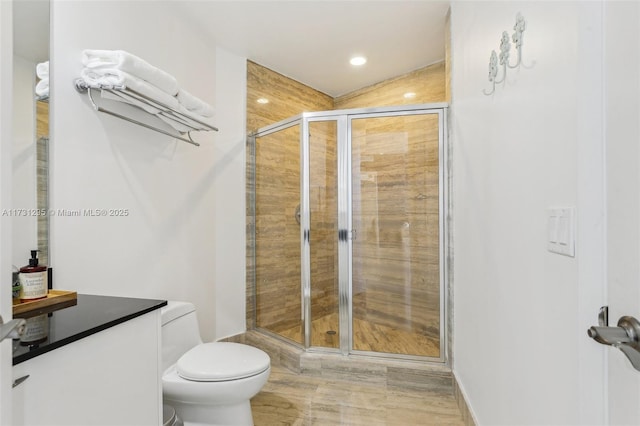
257, 98, 269, 104
403, 92, 417, 99
350, 56, 367, 66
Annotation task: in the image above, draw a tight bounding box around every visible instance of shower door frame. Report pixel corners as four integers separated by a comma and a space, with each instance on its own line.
251, 103, 449, 364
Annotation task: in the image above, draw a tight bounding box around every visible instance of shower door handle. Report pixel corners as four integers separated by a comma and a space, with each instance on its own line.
295, 204, 301, 225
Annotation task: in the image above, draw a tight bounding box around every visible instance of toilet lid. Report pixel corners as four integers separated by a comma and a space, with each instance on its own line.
176, 342, 270, 382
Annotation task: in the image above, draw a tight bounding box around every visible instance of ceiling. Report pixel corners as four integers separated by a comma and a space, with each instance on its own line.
13, 1, 450, 97
176, 1, 450, 97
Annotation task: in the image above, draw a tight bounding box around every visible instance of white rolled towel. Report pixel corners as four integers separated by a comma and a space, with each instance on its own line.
176, 89, 214, 118
80, 68, 180, 110
35, 78, 49, 97
82, 49, 179, 96
36, 61, 49, 79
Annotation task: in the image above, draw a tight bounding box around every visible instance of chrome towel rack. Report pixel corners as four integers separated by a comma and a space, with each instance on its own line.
74, 79, 218, 147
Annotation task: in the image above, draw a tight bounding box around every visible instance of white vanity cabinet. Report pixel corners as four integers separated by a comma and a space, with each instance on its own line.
11, 295, 165, 426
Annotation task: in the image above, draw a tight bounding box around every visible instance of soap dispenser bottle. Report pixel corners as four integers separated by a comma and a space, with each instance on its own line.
19, 250, 48, 301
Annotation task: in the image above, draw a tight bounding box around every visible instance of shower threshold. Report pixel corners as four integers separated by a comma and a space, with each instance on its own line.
222, 329, 453, 391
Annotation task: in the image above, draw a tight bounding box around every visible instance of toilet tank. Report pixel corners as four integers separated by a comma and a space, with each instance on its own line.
161, 301, 204, 372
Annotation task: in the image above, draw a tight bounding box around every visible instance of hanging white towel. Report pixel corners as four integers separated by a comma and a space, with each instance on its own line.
81, 69, 214, 133
80, 68, 181, 110
82, 49, 179, 96
36, 61, 49, 80
172, 105, 214, 130
100, 90, 163, 115
176, 89, 214, 118
100, 88, 213, 133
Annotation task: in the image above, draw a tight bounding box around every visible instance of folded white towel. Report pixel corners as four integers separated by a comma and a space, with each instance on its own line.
176, 89, 214, 118
35, 78, 49, 97
80, 68, 180, 110
82, 49, 179, 96
36, 61, 49, 80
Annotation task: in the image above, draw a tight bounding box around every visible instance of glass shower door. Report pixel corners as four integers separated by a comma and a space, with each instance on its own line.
307, 120, 340, 349
254, 123, 303, 344
350, 112, 442, 358
252, 105, 446, 361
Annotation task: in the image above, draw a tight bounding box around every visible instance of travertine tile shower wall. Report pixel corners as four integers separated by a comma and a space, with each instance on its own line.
246, 61, 446, 349
333, 62, 445, 109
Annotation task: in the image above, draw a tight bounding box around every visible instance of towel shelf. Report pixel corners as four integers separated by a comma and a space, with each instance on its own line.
74, 79, 218, 147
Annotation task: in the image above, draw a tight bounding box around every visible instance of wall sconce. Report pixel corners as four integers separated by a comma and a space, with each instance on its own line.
483, 13, 527, 96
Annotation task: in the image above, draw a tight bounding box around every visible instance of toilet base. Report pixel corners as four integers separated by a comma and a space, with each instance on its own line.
166, 399, 254, 426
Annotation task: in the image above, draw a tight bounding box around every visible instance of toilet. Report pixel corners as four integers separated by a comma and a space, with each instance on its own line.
161, 301, 270, 426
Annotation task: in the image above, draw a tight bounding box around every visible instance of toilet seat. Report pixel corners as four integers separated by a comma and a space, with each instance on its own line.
176, 342, 270, 382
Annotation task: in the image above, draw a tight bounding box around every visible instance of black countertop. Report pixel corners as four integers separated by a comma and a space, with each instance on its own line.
12, 294, 167, 365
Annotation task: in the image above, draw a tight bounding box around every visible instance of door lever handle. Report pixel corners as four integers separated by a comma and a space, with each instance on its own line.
588, 325, 632, 346
588, 313, 640, 372
617, 343, 640, 371
0, 315, 26, 342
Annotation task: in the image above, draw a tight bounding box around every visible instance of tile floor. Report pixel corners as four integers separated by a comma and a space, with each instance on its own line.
251, 364, 465, 425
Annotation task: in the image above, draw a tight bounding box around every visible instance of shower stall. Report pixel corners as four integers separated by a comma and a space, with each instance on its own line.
248, 103, 447, 362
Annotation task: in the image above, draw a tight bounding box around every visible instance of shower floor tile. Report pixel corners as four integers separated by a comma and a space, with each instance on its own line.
278, 312, 440, 357
251, 364, 465, 425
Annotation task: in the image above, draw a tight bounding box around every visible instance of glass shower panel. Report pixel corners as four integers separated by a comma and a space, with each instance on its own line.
308, 120, 339, 349
254, 124, 303, 344
351, 113, 441, 357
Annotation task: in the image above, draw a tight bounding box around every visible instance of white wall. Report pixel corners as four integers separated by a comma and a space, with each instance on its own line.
213, 47, 247, 339
50, 1, 247, 342
12, 55, 37, 268
450, 2, 606, 424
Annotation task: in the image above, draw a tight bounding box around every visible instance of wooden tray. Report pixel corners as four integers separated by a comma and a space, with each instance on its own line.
13, 290, 77, 316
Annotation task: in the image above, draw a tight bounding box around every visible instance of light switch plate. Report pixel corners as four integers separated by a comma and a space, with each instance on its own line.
547, 207, 576, 257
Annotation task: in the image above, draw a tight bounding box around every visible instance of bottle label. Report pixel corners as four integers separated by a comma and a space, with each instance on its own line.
20, 314, 49, 343
19, 272, 48, 299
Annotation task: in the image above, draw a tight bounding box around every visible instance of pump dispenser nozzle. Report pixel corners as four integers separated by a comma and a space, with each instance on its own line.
29, 250, 39, 267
